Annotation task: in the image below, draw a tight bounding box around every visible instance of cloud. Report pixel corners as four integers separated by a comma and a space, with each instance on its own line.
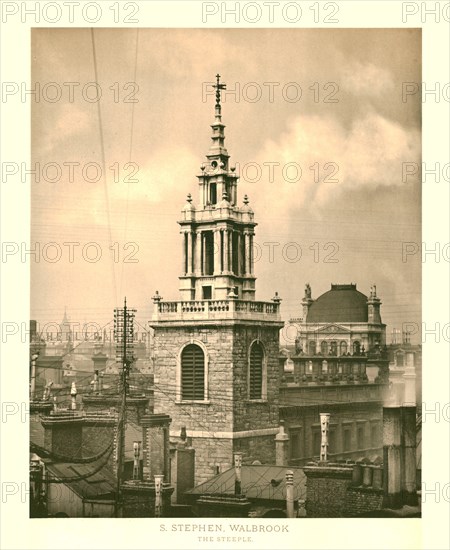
340, 61, 395, 97
36, 103, 92, 156
247, 111, 420, 220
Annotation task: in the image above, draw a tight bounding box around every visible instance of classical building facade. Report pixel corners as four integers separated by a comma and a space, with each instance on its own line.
150, 76, 283, 484
294, 283, 386, 357
279, 283, 390, 465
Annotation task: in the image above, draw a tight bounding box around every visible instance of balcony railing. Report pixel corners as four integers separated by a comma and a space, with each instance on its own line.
152, 298, 281, 322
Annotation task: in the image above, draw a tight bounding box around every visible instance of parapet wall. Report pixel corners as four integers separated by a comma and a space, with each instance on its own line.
304, 458, 385, 517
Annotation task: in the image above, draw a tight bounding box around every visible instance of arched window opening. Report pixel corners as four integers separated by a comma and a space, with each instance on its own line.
181, 344, 205, 400
249, 342, 264, 399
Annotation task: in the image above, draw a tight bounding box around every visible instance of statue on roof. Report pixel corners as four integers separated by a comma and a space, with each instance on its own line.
305, 283, 312, 299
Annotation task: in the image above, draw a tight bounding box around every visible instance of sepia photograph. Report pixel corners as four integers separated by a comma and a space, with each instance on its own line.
2, 2, 449, 548
26, 26, 423, 522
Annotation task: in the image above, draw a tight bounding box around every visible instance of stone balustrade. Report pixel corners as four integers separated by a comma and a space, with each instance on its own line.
152, 298, 281, 322
179, 205, 255, 224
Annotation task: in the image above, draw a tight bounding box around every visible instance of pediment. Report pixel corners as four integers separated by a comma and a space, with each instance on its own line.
315, 323, 352, 334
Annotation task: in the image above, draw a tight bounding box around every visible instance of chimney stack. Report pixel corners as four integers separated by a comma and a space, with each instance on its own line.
133, 441, 141, 480
234, 452, 243, 495
70, 382, 77, 410
275, 421, 289, 466
285, 470, 295, 518
319, 413, 330, 463
154, 474, 164, 517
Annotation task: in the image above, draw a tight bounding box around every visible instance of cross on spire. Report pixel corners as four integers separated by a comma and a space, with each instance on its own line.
213, 73, 226, 106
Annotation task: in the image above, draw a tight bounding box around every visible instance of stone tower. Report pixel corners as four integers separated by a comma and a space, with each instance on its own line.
150, 75, 284, 485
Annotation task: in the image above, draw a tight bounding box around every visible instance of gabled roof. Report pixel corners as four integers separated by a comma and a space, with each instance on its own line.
187, 465, 306, 501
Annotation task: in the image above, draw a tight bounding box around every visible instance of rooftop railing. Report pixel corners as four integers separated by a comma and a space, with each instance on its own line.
152, 297, 282, 322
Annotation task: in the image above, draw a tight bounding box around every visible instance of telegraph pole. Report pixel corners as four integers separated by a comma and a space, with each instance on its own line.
114, 297, 136, 517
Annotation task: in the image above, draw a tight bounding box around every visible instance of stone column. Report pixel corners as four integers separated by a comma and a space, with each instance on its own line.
223, 229, 229, 273
237, 232, 242, 276
187, 231, 193, 275
195, 231, 202, 276
229, 229, 234, 274
202, 233, 207, 275
249, 234, 254, 275
181, 231, 186, 275
243, 232, 250, 276
213, 229, 221, 275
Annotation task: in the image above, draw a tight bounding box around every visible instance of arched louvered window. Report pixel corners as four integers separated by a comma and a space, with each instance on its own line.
181, 344, 205, 400
249, 342, 264, 400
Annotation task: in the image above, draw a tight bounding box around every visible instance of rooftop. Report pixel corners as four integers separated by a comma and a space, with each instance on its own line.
187, 465, 306, 502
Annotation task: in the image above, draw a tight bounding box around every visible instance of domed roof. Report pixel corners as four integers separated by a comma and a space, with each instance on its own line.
307, 284, 368, 323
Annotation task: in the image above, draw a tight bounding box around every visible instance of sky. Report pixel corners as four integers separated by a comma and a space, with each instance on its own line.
31, 28, 421, 343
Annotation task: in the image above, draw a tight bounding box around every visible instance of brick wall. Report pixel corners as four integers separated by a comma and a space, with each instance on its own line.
121, 483, 173, 518
304, 463, 353, 517
83, 421, 116, 471
44, 423, 83, 460
304, 462, 385, 517
345, 486, 383, 516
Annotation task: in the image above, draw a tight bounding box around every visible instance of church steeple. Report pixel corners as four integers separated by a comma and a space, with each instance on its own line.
178, 74, 257, 301
197, 74, 238, 207
206, 74, 229, 162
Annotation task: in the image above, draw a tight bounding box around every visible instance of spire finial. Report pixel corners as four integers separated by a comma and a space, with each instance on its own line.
243, 194, 249, 205
186, 193, 192, 203
213, 73, 226, 118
